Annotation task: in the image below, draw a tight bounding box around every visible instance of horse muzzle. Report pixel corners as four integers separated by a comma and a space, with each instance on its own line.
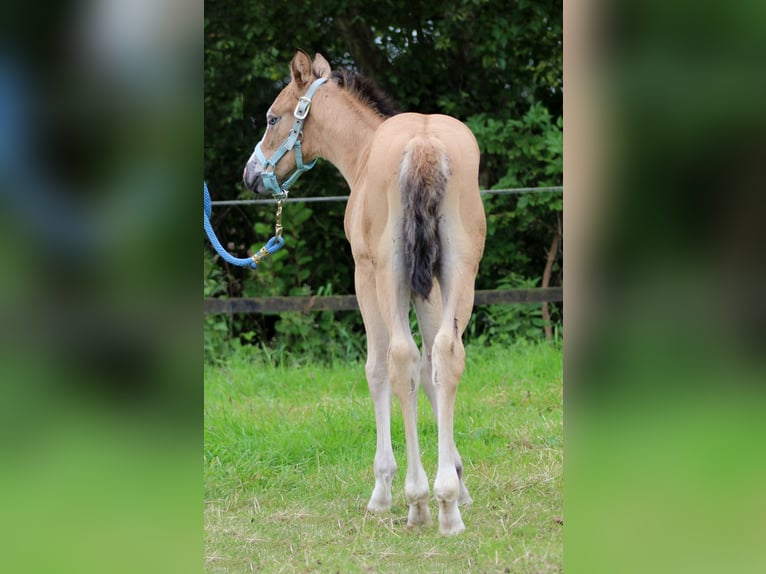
243, 159, 268, 194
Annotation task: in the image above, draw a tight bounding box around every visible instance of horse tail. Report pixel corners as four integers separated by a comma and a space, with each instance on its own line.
400, 136, 450, 300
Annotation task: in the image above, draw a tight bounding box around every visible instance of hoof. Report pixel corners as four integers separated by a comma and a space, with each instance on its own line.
367, 490, 392, 513
367, 501, 390, 513
439, 516, 466, 536
437, 497, 465, 535
406, 500, 433, 528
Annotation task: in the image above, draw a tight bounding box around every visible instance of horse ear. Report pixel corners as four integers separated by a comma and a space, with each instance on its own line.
290, 50, 313, 89
312, 53, 332, 79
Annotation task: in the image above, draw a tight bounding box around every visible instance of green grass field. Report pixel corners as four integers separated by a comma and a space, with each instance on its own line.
204, 341, 562, 573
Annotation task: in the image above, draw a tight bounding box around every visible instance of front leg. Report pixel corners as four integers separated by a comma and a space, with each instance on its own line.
366, 359, 397, 512
355, 264, 397, 513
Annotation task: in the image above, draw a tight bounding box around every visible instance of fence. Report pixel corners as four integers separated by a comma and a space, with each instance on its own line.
208, 186, 563, 207
204, 287, 562, 315
204, 186, 563, 315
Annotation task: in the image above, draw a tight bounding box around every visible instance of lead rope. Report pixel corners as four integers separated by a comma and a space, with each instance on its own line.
203, 181, 285, 269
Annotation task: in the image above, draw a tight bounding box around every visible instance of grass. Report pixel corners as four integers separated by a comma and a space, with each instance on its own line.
204, 340, 562, 573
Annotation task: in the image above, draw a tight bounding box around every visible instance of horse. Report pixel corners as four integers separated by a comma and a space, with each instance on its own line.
243, 50, 486, 535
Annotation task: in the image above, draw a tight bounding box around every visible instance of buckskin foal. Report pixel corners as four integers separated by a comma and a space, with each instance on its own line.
243, 51, 486, 535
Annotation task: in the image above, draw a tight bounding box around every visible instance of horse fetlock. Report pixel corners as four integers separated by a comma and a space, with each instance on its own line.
368, 459, 397, 512
404, 471, 430, 505
434, 466, 460, 496
405, 472, 432, 528
435, 469, 465, 534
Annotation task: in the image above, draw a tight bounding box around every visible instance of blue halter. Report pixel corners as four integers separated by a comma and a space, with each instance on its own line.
253, 77, 327, 199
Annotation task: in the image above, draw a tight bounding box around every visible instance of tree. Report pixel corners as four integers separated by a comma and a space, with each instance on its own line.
204, 0, 562, 355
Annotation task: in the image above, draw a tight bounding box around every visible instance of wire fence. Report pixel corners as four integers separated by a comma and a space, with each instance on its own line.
204, 184, 564, 315
209, 186, 563, 206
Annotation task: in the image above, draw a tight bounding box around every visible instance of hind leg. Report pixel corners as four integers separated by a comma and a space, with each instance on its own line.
432, 248, 484, 534
414, 287, 473, 508
376, 261, 432, 528
431, 324, 466, 535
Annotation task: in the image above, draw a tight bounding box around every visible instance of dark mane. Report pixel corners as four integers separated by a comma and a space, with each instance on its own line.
330, 69, 400, 118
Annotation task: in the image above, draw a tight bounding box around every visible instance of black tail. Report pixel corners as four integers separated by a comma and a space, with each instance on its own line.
400, 137, 449, 300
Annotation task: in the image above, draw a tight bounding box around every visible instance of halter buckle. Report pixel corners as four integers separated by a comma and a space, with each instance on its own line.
294, 96, 312, 120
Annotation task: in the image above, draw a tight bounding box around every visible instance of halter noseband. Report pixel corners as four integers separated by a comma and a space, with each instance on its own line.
253, 77, 327, 200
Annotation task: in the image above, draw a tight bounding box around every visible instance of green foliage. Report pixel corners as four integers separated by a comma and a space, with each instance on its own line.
467, 103, 563, 189
468, 103, 563, 294
469, 274, 558, 345
266, 285, 366, 367
477, 189, 562, 292
204, 0, 562, 362
203, 250, 231, 363
238, 198, 366, 364
246, 197, 352, 298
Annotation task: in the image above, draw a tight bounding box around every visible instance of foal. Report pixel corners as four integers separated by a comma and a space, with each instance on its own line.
243, 51, 486, 535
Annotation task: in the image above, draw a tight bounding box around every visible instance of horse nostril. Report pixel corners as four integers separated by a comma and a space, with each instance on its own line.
243, 163, 269, 194
243, 164, 259, 191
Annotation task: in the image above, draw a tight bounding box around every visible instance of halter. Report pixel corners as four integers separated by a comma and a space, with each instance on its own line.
253, 77, 327, 200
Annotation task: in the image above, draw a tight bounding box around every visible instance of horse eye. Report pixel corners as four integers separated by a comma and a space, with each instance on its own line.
267, 116, 280, 127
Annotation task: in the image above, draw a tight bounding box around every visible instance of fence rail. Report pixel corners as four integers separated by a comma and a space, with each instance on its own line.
204, 287, 562, 315
209, 186, 563, 207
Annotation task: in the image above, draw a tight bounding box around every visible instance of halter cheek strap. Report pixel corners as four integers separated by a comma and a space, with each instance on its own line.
254, 77, 328, 199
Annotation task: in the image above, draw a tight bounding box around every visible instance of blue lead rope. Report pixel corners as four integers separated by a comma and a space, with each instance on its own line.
204, 181, 284, 269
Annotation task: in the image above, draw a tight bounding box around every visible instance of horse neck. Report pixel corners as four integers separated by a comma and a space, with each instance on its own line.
312, 91, 384, 187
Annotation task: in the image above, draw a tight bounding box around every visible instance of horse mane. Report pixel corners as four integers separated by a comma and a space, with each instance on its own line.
329, 68, 400, 118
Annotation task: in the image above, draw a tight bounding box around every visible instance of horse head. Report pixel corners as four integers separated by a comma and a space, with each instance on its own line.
243, 51, 331, 198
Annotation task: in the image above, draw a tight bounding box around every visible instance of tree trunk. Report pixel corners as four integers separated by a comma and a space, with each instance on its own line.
335, 16, 394, 86
541, 218, 562, 340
